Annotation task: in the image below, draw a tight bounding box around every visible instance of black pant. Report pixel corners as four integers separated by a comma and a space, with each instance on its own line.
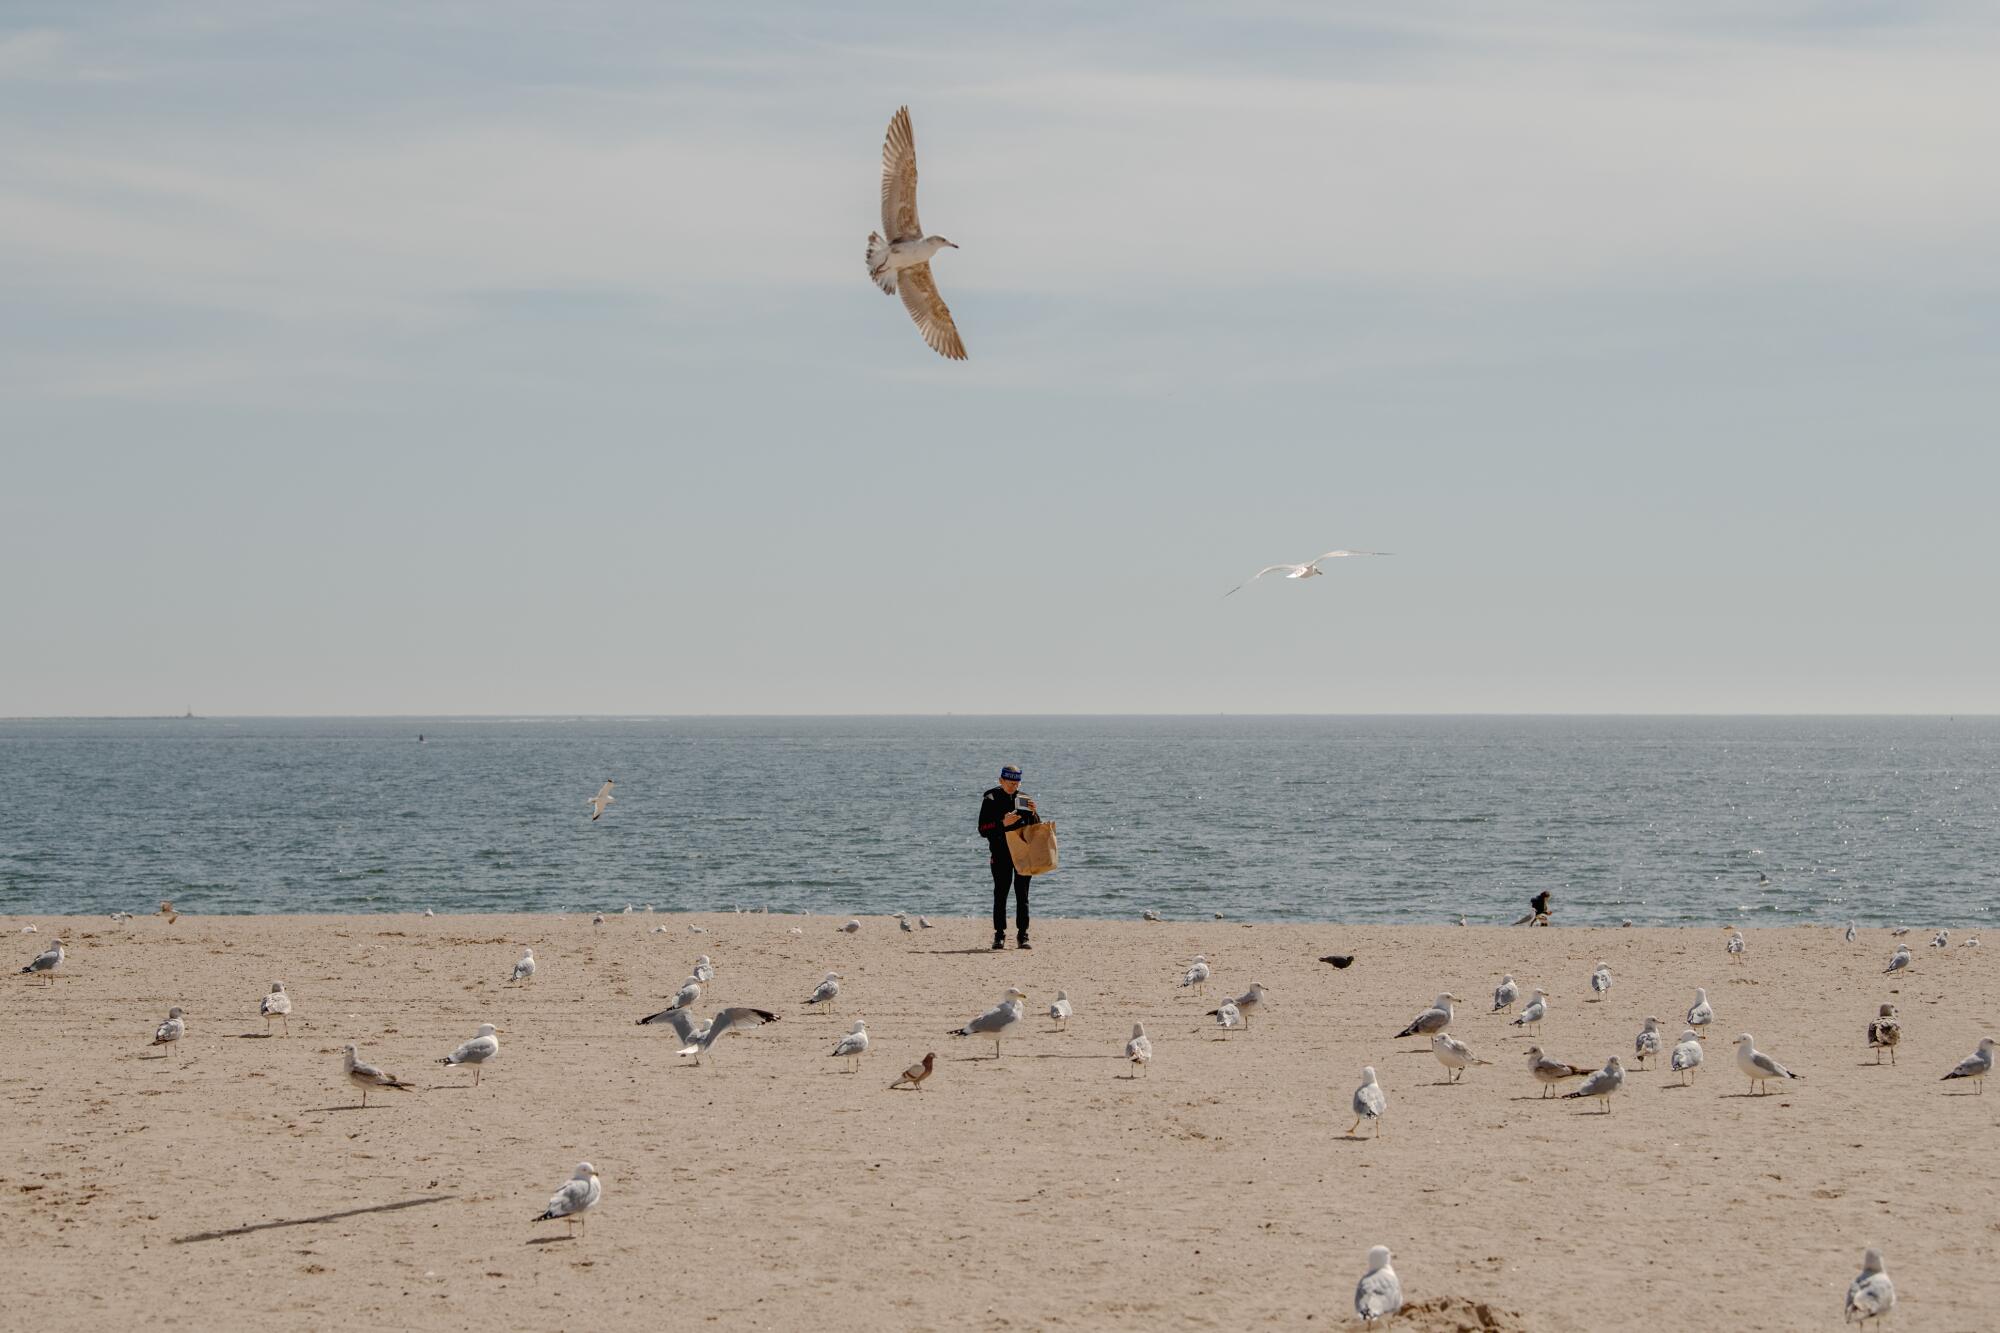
991, 858, 1031, 938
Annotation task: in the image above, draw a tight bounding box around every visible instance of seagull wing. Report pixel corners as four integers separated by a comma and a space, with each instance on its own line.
1311, 550, 1391, 562
897, 263, 967, 361
702, 1006, 779, 1049
1223, 565, 1305, 598
881, 106, 922, 240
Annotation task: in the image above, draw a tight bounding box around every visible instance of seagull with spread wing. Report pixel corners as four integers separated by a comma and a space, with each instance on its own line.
1222, 549, 1390, 598
865, 106, 966, 361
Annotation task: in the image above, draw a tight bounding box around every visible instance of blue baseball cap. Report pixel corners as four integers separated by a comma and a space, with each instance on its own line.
999, 765, 1023, 781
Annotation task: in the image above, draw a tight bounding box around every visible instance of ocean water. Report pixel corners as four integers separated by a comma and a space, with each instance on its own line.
1, 716, 1994, 926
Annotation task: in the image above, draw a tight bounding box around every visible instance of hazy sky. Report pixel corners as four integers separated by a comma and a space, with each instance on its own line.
4, 2, 1997, 715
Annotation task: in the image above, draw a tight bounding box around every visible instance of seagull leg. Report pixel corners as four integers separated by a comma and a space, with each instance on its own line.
474, 1066, 481, 1087
1348, 1118, 1360, 1136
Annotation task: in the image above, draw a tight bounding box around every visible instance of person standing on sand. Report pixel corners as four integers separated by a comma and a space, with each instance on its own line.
977, 764, 1036, 951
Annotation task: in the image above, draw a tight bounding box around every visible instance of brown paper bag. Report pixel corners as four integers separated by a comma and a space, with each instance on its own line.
1006, 820, 1059, 876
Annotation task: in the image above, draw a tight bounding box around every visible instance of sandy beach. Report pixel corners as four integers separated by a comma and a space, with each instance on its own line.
5, 913, 1993, 1331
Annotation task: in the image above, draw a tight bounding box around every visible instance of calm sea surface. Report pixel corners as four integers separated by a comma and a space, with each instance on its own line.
1, 716, 1994, 925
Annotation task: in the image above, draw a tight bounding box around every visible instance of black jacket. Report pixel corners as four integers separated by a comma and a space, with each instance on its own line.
977, 787, 1035, 859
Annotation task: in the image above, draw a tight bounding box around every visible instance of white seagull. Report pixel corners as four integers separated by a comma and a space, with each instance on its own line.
1562, 1056, 1625, 1112
865, 106, 966, 361
804, 972, 843, 1012
1491, 974, 1520, 1013
1222, 549, 1390, 598
1396, 992, 1459, 1040
830, 1019, 870, 1073
1213, 1001, 1244, 1031
1733, 1033, 1802, 1094
840, 919, 862, 934
1349, 1066, 1387, 1137
260, 981, 292, 1036
509, 948, 536, 984
1589, 963, 1613, 998
1510, 988, 1549, 1034
587, 780, 615, 821
1669, 1029, 1704, 1084
534, 1162, 601, 1238
676, 1007, 781, 1066
1726, 931, 1745, 960
1049, 990, 1073, 1030
1179, 955, 1210, 994
151, 1006, 186, 1056
439, 1023, 501, 1086
1207, 981, 1268, 1028
692, 955, 715, 984
1845, 1247, 1895, 1323
1686, 987, 1714, 1037
1940, 1036, 1994, 1093
1633, 1016, 1663, 1068
342, 1044, 414, 1107
1431, 1031, 1491, 1083
18, 938, 64, 985
1844, 921, 1858, 943
950, 987, 1028, 1058
1124, 1022, 1152, 1077
1884, 946, 1911, 975
1354, 1246, 1403, 1323
1524, 1046, 1594, 1097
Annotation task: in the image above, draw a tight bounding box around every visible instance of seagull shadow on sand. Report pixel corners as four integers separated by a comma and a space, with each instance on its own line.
525, 1235, 577, 1246
173, 1194, 457, 1244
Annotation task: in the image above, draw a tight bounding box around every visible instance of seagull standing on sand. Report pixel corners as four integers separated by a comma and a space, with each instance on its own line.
1940, 1036, 1994, 1092
1511, 989, 1549, 1034
1349, 1067, 1387, 1137
1589, 963, 1613, 999
1213, 1001, 1243, 1031
1397, 992, 1459, 1040
1866, 1005, 1901, 1064
1633, 1016, 1663, 1068
1222, 549, 1390, 598
1492, 975, 1520, 1013
587, 781, 615, 821
1670, 1030, 1704, 1084
151, 1006, 186, 1056
260, 982, 291, 1036
342, 1045, 413, 1107
1733, 1034, 1802, 1094
692, 955, 715, 984
890, 1052, 936, 1090
951, 988, 1028, 1058
676, 1008, 781, 1066
439, 1023, 501, 1086
1562, 1056, 1625, 1112
804, 972, 843, 1013
1845, 1247, 1895, 1323
1207, 982, 1268, 1029
1726, 931, 1746, 961
1049, 991, 1073, 1030
917, 916, 933, 929
1884, 946, 1911, 975
1431, 1032, 1491, 1083
898, 915, 914, 933
534, 1162, 600, 1237
510, 949, 536, 984
1845, 921, 1858, 943
1930, 929, 1949, 948
1354, 1246, 1403, 1323
1180, 955, 1210, 995
18, 939, 64, 985
1686, 988, 1714, 1038
865, 106, 966, 361
1124, 1022, 1152, 1077
830, 1019, 870, 1073
1525, 1046, 1594, 1097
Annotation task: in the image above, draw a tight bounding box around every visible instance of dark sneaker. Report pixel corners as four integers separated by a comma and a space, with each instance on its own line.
991, 936, 1006, 951
1017, 936, 1032, 950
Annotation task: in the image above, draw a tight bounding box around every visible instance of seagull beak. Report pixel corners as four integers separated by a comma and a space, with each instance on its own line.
948, 241, 960, 248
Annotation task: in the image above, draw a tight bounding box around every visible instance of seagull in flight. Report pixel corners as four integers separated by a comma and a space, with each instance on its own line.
865, 106, 965, 361
587, 781, 615, 822
1222, 549, 1390, 598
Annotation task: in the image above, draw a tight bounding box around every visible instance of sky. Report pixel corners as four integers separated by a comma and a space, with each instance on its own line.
3, 1, 1997, 716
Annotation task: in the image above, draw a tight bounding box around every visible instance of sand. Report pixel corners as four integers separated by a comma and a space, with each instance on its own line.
4, 913, 1993, 1331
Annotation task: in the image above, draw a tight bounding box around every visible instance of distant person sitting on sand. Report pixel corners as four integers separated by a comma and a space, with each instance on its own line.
1513, 889, 1553, 927
977, 764, 1037, 952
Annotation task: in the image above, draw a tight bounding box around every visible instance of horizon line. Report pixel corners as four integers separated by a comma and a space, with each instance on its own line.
5, 711, 1996, 722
